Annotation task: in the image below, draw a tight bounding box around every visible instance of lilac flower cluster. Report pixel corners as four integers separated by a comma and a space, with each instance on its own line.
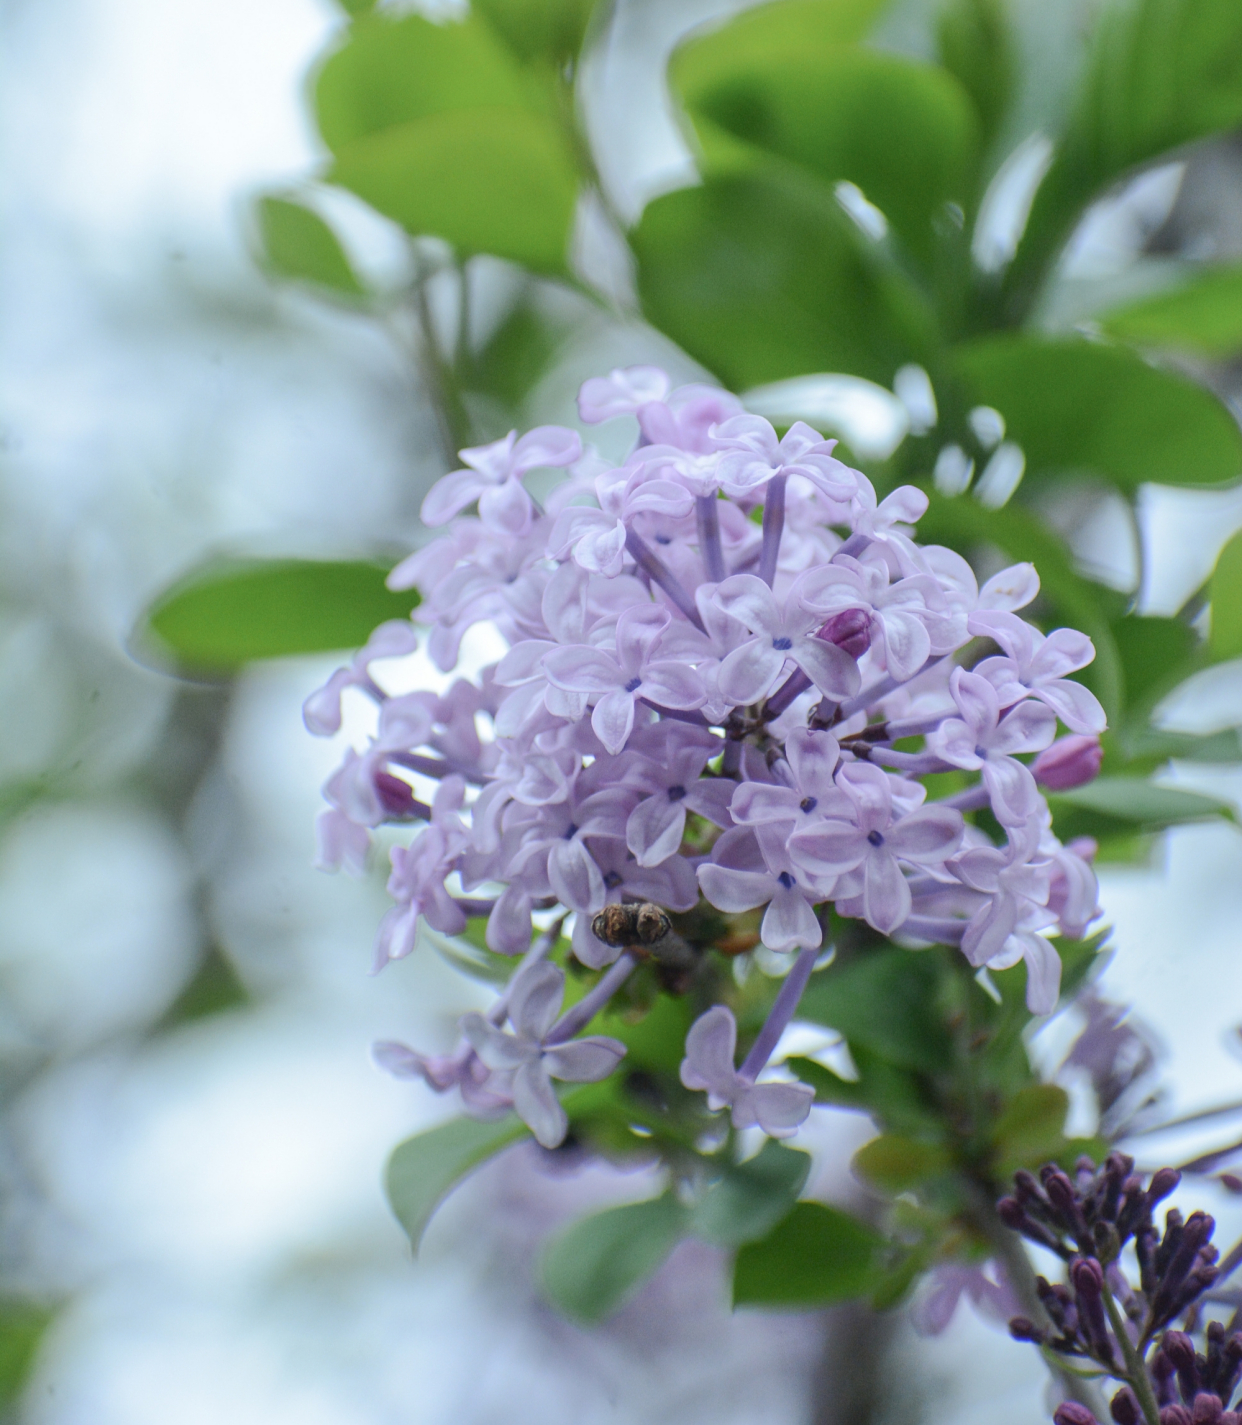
306, 366, 1105, 1149
1004, 1156, 1242, 1425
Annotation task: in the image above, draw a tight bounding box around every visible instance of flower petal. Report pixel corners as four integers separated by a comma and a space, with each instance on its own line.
697, 863, 774, 913
760, 885, 823, 952
717, 639, 784, 704
862, 850, 911, 935
461, 1012, 538, 1070
713, 574, 783, 638
1032, 679, 1107, 736
626, 794, 687, 867
591, 687, 637, 755
791, 635, 862, 699
507, 961, 565, 1041
680, 1005, 739, 1098
512, 1061, 569, 1148
420, 468, 492, 526
738, 1081, 815, 1138
543, 1035, 627, 1083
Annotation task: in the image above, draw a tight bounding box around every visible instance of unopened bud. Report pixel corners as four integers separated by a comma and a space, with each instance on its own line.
1009, 1316, 1045, 1343
1192, 1396, 1224, 1425
1148, 1168, 1181, 1207
1161, 1408, 1192, 1425
817, 608, 871, 659
373, 770, 420, 818
1111, 1387, 1141, 1424
1055, 1405, 1101, 1425
1033, 735, 1104, 791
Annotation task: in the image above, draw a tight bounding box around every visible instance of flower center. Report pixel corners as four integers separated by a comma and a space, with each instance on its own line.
867, 830, 884, 848
800, 796, 817, 813
668, 785, 686, 801
625, 677, 642, 693
777, 871, 795, 889
772, 636, 793, 651
975, 745, 988, 760
603, 872, 624, 891
563, 823, 579, 840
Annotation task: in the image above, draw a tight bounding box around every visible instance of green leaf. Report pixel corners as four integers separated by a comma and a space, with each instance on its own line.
595, 992, 696, 1076
790, 1048, 942, 1136
952, 336, 1242, 490
1008, 0, 1242, 313
632, 172, 935, 390
853, 1134, 952, 1192
1211, 530, 1242, 662
138, 558, 419, 675
732, 1201, 884, 1308
472, 0, 596, 63
1110, 614, 1200, 712
690, 1141, 812, 1248
673, 31, 979, 269
798, 948, 953, 1073
936, 0, 1015, 153
314, 12, 536, 153
914, 490, 1126, 720
990, 1084, 1070, 1174
1101, 262, 1242, 356
254, 195, 366, 297
329, 108, 579, 273
0, 1300, 53, 1409
157, 945, 249, 1030
540, 1193, 689, 1322
469, 294, 569, 411
1050, 777, 1238, 828
386, 1114, 530, 1251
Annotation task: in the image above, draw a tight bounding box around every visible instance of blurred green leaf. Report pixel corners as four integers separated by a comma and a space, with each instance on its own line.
1009, 0, 1242, 313
472, 0, 596, 63
990, 1084, 1070, 1174
1211, 530, 1242, 662
690, 1141, 811, 1248
0, 1301, 52, 1411
953, 336, 1242, 490
632, 172, 936, 390
1050, 777, 1238, 827
798, 948, 953, 1073
674, 34, 979, 269
139, 558, 419, 675
596, 992, 696, 1076
157, 945, 249, 1029
853, 1133, 952, 1192
1111, 725, 1242, 765
314, 12, 536, 153
254, 195, 366, 297
1110, 614, 1200, 711
791, 1046, 943, 1136
732, 1201, 884, 1308
469, 294, 567, 410
540, 1193, 689, 1322
1101, 262, 1242, 356
936, 0, 1015, 154
386, 1115, 530, 1251
330, 108, 578, 273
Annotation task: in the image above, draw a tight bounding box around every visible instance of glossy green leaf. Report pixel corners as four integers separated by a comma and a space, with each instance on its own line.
853, 1134, 952, 1192
990, 1084, 1070, 1174
936, 0, 1015, 153
1211, 530, 1242, 662
472, 0, 596, 63
254, 195, 366, 297
1051, 777, 1238, 827
1102, 262, 1242, 356
632, 172, 935, 390
139, 558, 419, 675
798, 948, 953, 1073
1008, 0, 1242, 313
914, 491, 1126, 720
314, 12, 535, 153
690, 1141, 811, 1248
674, 38, 979, 269
540, 1193, 689, 1322
732, 1201, 884, 1308
386, 1114, 530, 1251
953, 336, 1242, 490
329, 108, 578, 273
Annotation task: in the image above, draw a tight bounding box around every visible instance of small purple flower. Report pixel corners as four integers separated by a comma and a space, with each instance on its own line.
421, 426, 582, 536
928, 667, 1057, 827
730, 726, 845, 831
910, 1259, 1020, 1336
624, 724, 733, 867
697, 826, 826, 953
461, 962, 626, 1148
787, 763, 963, 935
1033, 734, 1104, 791
302, 620, 420, 735
679, 1005, 814, 1138
711, 415, 859, 500
577, 365, 670, 423
712, 573, 862, 706
372, 1040, 513, 1117
968, 610, 1106, 735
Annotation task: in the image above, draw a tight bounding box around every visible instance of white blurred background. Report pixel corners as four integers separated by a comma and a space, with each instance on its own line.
3, 0, 1242, 1420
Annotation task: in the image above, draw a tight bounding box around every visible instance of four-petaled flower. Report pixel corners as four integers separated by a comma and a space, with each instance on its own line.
679, 1006, 814, 1138
461, 962, 626, 1148
968, 610, 1106, 735
421, 426, 582, 535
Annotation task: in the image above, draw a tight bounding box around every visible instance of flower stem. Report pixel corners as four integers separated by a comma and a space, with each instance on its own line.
1103, 1283, 1160, 1425
696, 494, 726, 583
739, 944, 819, 1081
545, 951, 638, 1045
758, 474, 787, 588
625, 528, 707, 632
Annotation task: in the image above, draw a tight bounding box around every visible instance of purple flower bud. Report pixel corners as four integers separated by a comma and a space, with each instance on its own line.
1033, 734, 1104, 791
1192, 1396, 1225, 1425
1162, 1409, 1193, 1425
817, 607, 871, 658
1071, 1256, 1105, 1299
998, 1196, 1026, 1229
1165, 1331, 1201, 1402
1111, 1387, 1141, 1424
1009, 1316, 1046, 1343
1055, 1405, 1102, 1425
373, 770, 421, 818
1149, 1168, 1183, 1208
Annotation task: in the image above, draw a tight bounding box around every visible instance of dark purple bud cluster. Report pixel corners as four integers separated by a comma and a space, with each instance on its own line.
1005, 1158, 1240, 1425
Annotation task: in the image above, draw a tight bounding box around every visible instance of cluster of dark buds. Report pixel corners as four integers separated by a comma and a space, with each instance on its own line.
1001, 1156, 1241, 1425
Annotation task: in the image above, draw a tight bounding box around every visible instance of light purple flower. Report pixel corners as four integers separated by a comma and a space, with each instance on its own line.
302, 620, 420, 735
421, 427, 582, 535
928, 667, 1057, 827
712, 573, 862, 706
711, 415, 859, 500
788, 763, 963, 935
968, 610, 1106, 735
679, 1006, 814, 1138
697, 826, 826, 952
372, 1040, 513, 1117
730, 726, 845, 831
577, 365, 670, 423
461, 962, 626, 1148
911, 1260, 1020, 1337
624, 724, 733, 866
543, 604, 707, 754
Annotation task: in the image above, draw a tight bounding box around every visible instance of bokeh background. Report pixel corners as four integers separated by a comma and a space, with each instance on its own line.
4, 0, 1242, 1420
